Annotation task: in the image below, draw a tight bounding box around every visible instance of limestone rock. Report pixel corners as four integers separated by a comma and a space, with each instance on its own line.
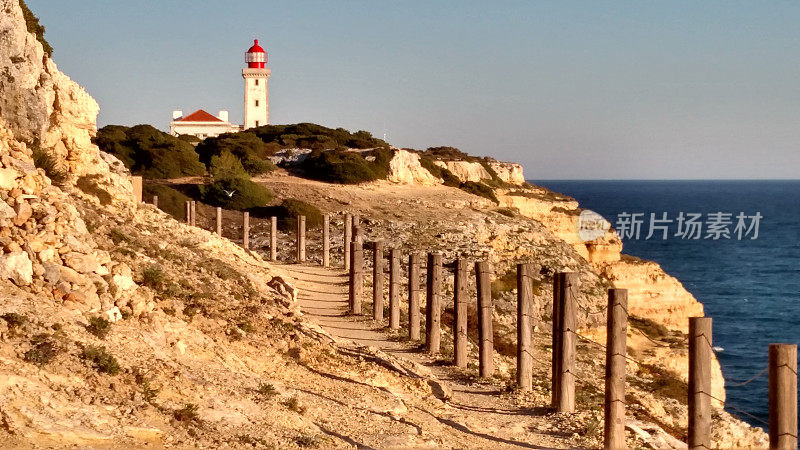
387, 149, 441, 186
0, 251, 33, 285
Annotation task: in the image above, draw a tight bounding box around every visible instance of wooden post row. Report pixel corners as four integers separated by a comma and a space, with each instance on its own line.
475, 261, 493, 377
185, 201, 191, 225
389, 249, 400, 330
242, 211, 249, 250
769, 343, 797, 450
296, 215, 306, 262
408, 253, 421, 340
453, 258, 468, 368
190, 201, 196, 227
372, 241, 384, 321
152, 195, 158, 208
604, 289, 628, 450
270, 216, 277, 261
216, 207, 222, 235
517, 263, 533, 391
557, 272, 578, 413
323, 214, 330, 268
688, 317, 712, 450
425, 253, 442, 355
349, 241, 363, 314
344, 213, 352, 271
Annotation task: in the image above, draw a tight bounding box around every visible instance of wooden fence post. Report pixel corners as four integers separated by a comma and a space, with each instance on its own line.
190, 201, 196, 227
353, 226, 363, 244
389, 248, 400, 330
475, 261, 493, 377
344, 214, 352, 271
551, 272, 564, 407
557, 272, 578, 412
152, 195, 158, 208
408, 253, 421, 340
517, 263, 533, 391
242, 211, 249, 250
323, 214, 330, 267
453, 257, 468, 368
425, 253, 442, 355
349, 241, 363, 314
769, 343, 797, 450
604, 289, 628, 450
131, 175, 142, 203
270, 216, 277, 261
372, 241, 385, 321
216, 207, 222, 235
296, 215, 306, 262
185, 201, 191, 225
688, 317, 712, 449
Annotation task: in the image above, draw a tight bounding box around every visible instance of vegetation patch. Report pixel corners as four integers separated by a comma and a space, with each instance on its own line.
141, 264, 166, 290
32, 145, 67, 186
24, 334, 59, 367
143, 183, 191, 218
299, 148, 393, 184
252, 123, 389, 151
257, 382, 278, 398
417, 155, 460, 187
196, 132, 277, 176
94, 125, 206, 179
1, 312, 26, 330
19, 0, 52, 56
253, 198, 323, 232
458, 181, 498, 203
200, 177, 274, 210
420, 146, 474, 161
86, 316, 112, 339
80, 345, 120, 375
173, 403, 200, 422
495, 207, 518, 217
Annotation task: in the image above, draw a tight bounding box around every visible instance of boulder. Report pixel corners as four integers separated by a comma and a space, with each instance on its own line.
0, 251, 33, 285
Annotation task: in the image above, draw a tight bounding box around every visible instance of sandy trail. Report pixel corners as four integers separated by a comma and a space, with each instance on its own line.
278, 262, 575, 449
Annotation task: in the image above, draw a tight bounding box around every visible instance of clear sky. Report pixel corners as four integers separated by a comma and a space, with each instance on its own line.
27, 1, 800, 179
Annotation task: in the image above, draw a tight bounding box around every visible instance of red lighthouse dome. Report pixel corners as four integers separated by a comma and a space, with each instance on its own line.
245, 39, 267, 68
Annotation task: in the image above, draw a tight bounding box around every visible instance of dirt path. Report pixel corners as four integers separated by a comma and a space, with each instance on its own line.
278, 262, 578, 449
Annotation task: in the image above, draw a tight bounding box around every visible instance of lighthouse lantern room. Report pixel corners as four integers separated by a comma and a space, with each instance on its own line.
242, 39, 270, 129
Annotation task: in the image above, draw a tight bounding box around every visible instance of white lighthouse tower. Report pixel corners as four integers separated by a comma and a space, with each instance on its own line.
242, 39, 270, 129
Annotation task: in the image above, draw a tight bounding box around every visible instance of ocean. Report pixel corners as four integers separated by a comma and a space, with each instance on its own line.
534, 180, 800, 430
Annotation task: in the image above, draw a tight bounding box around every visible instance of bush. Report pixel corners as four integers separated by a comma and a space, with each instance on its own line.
458, 181, 498, 203
81, 345, 120, 375
94, 125, 206, 179
141, 264, 166, 289
173, 403, 200, 422
417, 155, 460, 187
24, 334, 59, 367
143, 184, 191, 218
196, 132, 277, 176
209, 151, 248, 180
254, 199, 323, 232
252, 123, 389, 151
19, 0, 52, 56
87, 316, 112, 339
32, 145, 67, 186
422, 146, 474, 161
299, 148, 393, 184
200, 177, 273, 210
1, 312, 26, 330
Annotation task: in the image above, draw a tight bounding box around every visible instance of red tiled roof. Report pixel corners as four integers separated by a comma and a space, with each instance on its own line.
178, 109, 223, 122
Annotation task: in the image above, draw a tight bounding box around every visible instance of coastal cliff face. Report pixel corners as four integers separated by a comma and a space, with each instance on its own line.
386, 149, 440, 185
387, 150, 525, 186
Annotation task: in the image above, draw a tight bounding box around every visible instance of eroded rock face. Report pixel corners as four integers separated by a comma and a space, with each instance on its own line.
487, 161, 525, 185
435, 160, 491, 183
387, 149, 441, 186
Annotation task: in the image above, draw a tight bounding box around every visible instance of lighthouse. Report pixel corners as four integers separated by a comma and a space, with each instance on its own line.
243, 39, 270, 129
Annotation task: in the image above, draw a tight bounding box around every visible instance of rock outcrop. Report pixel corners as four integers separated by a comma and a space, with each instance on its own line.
387, 149, 440, 185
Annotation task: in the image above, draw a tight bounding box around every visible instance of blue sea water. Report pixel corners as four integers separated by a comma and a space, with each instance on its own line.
535, 180, 800, 430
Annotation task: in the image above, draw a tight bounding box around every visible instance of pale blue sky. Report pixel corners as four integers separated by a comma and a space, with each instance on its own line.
27, 1, 800, 179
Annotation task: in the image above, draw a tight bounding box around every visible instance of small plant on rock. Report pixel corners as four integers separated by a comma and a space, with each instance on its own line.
1, 312, 26, 331
24, 334, 60, 367
257, 382, 278, 398
141, 264, 166, 289
80, 345, 120, 375
173, 403, 200, 422
283, 394, 306, 414
86, 316, 112, 339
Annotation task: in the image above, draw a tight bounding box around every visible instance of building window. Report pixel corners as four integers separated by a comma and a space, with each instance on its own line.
255, 79, 259, 86
255, 100, 259, 107
255, 121, 259, 127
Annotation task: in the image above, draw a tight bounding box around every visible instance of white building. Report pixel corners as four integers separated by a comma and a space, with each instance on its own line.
169, 39, 271, 139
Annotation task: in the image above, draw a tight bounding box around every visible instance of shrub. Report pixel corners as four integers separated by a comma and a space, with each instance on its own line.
19, 0, 52, 56
417, 155, 460, 187
257, 383, 278, 398
253, 199, 323, 232
252, 123, 389, 150
94, 125, 206, 179
143, 184, 191, 218
200, 177, 273, 210
209, 151, 248, 180
141, 264, 166, 289
32, 145, 67, 186
283, 395, 306, 414
299, 149, 393, 184
173, 403, 200, 422
24, 334, 59, 367
1, 312, 26, 330
422, 146, 474, 161
458, 181, 498, 203
87, 316, 112, 339
196, 132, 277, 176
81, 345, 120, 375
